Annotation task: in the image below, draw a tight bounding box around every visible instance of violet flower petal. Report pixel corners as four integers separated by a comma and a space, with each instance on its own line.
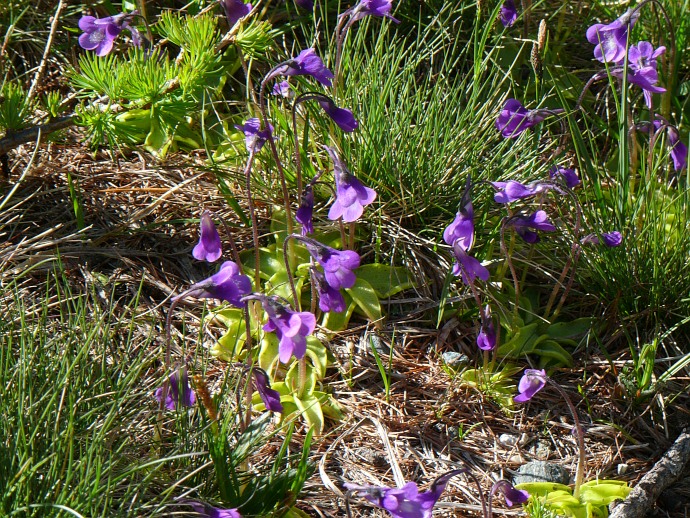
192, 211, 223, 262
514, 368, 547, 403
178, 261, 252, 307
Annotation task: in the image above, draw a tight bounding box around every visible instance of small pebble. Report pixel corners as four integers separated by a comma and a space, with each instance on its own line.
498, 433, 520, 448
442, 352, 470, 368
617, 463, 629, 475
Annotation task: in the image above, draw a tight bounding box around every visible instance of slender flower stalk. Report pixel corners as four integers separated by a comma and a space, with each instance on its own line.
514, 369, 586, 498
218, 218, 256, 430
333, 0, 399, 91
259, 80, 295, 238
292, 92, 358, 195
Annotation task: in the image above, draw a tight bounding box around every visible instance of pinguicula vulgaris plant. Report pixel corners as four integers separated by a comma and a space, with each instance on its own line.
511, 369, 631, 515
66, 2, 407, 512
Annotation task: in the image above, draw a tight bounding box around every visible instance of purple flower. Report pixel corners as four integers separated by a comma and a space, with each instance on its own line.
189, 502, 241, 518
325, 146, 377, 222
491, 480, 529, 507
296, 0, 314, 9
586, 8, 639, 64
78, 12, 141, 56
639, 118, 688, 172
496, 99, 560, 139
514, 368, 547, 403
549, 166, 580, 189
491, 180, 552, 203
500, 0, 518, 27
345, 470, 462, 518
451, 241, 489, 285
272, 80, 291, 97
192, 211, 222, 262
296, 185, 315, 235
259, 296, 316, 363
235, 118, 273, 153
348, 0, 400, 24
252, 368, 283, 412
271, 48, 334, 87
318, 99, 358, 132
581, 231, 622, 247
298, 237, 361, 290
175, 261, 252, 307
155, 368, 196, 410
612, 41, 666, 108
476, 306, 497, 351
507, 211, 556, 243
443, 201, 475, 251
311, 268, 346, 313
667, 126, 688, 171
220, 0, 251, 28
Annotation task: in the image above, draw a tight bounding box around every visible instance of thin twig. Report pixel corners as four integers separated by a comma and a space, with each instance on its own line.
27, 0, 65, 102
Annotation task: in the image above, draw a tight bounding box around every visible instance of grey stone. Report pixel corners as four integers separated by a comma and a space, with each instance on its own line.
528, 439, 551, 460
442, 352, 470, 368
513, 461, 571, 486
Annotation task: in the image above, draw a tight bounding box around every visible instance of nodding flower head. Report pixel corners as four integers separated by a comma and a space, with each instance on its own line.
500, 0, 518, 27
581, 231, 622, 247
298, 237, 361, 290
476, 306, 497, 351
220, 0, 251, 28
252, 368, 283, 412
586, 8, 639, 64
269, 48, 334, 87
495, 99, 561, 139
296, 0, 314, 9
347, 0, 400, 24
192, 211, 222, 262
254, 295, 317, 363
325, 146, 377, 223
443, 200, 475, 251
491, 480, 530, 507
514, 368, 547, 403
507, 211, 556, 243
175, 261, 252, 307
295, 184, 315, 235
666, 126, 688, 172
639, 117, 688, 172
311, 267, 347, 313
451, 241, 489, 285
317, 98, 359, 132
235, 118, 273, 153
345, 470, 463, 518
612, 41, 666, 108
188, 502, 242, 518
155, 367, 196, 410
78, 11, 141, 56
491, 180, 553, 203
549, 166, 580, 189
